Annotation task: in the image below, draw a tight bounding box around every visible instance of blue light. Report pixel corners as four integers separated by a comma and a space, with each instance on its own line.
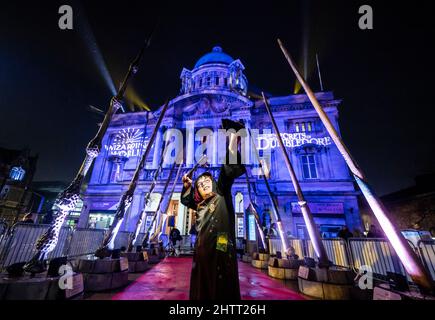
10, 166, 25, 181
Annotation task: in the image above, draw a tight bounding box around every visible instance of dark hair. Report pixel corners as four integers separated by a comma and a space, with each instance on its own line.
194, 172, 213, 188
193, 172, 214, 203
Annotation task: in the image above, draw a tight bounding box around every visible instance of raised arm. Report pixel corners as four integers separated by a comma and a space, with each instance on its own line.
180, 174, 197, 210
217, 121, 246, 193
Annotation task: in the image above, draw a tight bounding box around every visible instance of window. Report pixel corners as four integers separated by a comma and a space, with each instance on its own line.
235, 192, 244, 213
237, 216, 244, 238
199, 78, 203, 88
301, 154, 318, 179
307, 121, 312, 132
10, 166, 25, 181
295, 122, 300, 132
301, 122, 306, 132
215, 77, 219, 86
248, 215, 256, 241
206, 77, 211, 86
224, 78, 228, 87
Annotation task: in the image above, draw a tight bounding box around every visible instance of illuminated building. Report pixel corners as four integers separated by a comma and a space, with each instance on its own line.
79, 46, 363, 239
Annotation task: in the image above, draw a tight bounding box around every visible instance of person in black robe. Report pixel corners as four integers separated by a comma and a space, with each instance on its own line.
181, 119, 246, 300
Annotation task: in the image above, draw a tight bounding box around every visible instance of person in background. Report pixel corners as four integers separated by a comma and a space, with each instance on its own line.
286, 246, 299, 260
189, 224, 198, 248
269, 223, 278, 238
337, 225, 353, 240
367, 224, 382, 238
42, 210, 54, 224
353, 228, 363, 238
22, 213, 34, 224
170, 227, 182, 247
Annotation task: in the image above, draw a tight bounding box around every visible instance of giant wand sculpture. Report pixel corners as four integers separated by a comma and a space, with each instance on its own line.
246, 126, 289, 254
95, 100, 170, 258
23, 43, 149, 273
245, 172, 268, 252
277, 38, 434, 292
148, 163, 183, 244
262, 92, 330, 268
127, 138, 172, 252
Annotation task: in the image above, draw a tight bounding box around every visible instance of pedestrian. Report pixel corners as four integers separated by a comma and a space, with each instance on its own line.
22, 213, 34, 224
337, 226, 353, 240
189, 224, 198, 248
169, 227, 182, 247
367, 224, 382, 238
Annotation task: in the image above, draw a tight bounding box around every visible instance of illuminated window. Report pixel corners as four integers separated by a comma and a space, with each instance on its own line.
295, 122, 300, 132
248, 215, 256, 241
237, 216, 244, 238
301, 155, 317, 179
307, 121, 312, 132
235, 192, 244, 213
10, 166, 25, 181
301, 122, 306, 132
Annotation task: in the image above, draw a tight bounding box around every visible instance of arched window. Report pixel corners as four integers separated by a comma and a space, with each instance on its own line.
295, 122, 300, 132
235, 192, 244, 213
301, 122, 306, 132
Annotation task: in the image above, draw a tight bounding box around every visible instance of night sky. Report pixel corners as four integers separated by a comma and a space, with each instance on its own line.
1, 0, 434, 195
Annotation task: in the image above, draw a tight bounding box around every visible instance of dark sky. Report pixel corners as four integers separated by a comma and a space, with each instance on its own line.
1, 0, 434, 196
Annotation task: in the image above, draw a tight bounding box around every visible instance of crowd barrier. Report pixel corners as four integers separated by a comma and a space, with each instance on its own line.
268, 238, 304, 259
306, 239, 350, 268
0, 223, 71, 270
268, 236, 435, 283
417, 240, 435, 281
113, 231, 133, 250
1, 225, 433, 284
347, 238, 408, 279
65, 228, 105, 257
0, 222, 7, 238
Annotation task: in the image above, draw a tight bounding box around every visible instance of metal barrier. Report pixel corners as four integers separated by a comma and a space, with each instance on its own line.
134, 232, 146, 246
268, 237, 305, 259
0, 222, 7, 238
0, 223, 71, 270
66, 228, 105, 257
306, 239, 350, 268
348, 238, 407, 279
417, 240, 435, 281
113, 231, 133, 250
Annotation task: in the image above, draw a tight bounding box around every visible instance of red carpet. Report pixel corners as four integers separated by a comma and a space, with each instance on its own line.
112, 257, 306, 300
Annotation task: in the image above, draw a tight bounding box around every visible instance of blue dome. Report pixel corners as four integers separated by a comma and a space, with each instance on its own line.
194, 46, 234, 69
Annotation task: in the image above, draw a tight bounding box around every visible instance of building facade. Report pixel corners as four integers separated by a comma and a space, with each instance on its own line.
79, 46, 362, 239
0, 147, 41, 225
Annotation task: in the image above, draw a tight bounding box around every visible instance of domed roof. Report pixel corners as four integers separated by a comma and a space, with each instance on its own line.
194, 46, 234, 69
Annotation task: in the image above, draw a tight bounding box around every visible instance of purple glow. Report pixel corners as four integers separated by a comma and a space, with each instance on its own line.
355, 176, 420, 276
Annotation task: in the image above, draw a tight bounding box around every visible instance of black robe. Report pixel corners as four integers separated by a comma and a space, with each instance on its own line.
181, 163, 245, 300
